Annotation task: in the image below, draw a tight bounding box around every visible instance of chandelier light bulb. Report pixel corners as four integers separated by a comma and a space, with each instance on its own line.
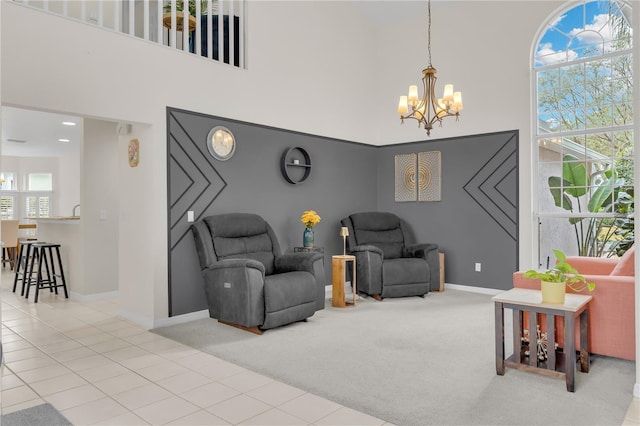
408, 85, 419, 106
397, 96, 409, 115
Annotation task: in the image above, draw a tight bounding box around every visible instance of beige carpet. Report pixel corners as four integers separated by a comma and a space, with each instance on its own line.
154, 290, 635, 426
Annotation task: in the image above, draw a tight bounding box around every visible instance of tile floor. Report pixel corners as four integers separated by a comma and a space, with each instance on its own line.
0, 269, 389, 425
1, 268, 639, 425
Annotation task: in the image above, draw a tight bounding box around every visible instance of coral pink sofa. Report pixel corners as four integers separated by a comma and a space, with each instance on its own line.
512, 248, 635, 361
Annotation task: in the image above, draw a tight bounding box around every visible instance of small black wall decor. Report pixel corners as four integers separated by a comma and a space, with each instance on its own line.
280, 147, 311, 184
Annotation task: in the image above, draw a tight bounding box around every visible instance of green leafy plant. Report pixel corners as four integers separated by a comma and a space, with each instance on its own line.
523, 249, 595, 292
548, 154, 630, 257
163, 0, 217, 15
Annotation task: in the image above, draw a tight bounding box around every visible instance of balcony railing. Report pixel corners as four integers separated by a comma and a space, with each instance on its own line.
12, 0, 245, 68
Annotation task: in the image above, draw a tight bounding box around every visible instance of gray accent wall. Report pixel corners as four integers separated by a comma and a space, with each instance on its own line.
377, 131, 519, 290
168, 108, 378, 316
168, 107, 519, 316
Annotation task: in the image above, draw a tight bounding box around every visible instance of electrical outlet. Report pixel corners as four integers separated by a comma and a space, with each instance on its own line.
475, 263, 482, 272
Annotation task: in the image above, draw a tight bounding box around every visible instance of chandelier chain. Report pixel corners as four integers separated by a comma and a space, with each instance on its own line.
427, 0, 432, 68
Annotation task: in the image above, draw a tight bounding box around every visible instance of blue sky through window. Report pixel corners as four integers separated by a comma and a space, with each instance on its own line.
535, 0, 631, 67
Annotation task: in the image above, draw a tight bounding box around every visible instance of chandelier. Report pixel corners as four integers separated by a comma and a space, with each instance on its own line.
397, 0, 463, 136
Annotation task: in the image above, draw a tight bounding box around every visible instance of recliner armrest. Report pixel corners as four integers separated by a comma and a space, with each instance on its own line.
275, 252, 322, 274
208, 258, 266, 275
201, 258, 266, 329
405, 243, 438, 258
350, 244, 384, 257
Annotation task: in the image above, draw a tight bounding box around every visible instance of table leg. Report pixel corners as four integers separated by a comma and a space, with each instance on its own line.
564, 312, 576, 392
546, 313, 556, 371
513, 309, 522, 363
579, 309, 590, 373
349, 259, 356, 306
495, 302, 505, 375
332, 258, 346, 308
529, 312, 538, 367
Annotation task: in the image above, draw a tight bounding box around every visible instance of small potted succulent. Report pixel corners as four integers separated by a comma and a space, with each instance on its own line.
523, 249, 595, 304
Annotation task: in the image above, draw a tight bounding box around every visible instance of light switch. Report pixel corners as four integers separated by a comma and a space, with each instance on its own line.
99, 209, 107, 221
187, 211, 194, 222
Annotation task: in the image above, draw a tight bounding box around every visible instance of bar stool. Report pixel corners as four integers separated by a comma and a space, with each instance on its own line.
26, 243, 68, 303
12, 240, 40, 296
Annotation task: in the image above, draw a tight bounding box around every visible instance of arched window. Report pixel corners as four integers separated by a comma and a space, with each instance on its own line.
533, 0, 633, 264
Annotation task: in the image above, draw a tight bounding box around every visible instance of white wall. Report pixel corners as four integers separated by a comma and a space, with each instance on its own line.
118, 123, 157, 326
82, 119, 119, 295
0, 0, 619, 325
58, 150, 81, 217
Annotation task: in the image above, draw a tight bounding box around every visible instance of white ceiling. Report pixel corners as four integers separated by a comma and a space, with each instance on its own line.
350, 1, 427, 28
0, 1, 438, 158
1, 106, 82, 158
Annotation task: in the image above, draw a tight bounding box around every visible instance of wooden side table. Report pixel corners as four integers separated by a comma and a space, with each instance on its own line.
492, 288, 592, 392
438, 252, 445, 291
332, 255, 356, 307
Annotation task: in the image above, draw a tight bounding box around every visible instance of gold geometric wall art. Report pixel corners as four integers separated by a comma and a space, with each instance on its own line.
395, 153, 417, 202
418, 150, 441, 201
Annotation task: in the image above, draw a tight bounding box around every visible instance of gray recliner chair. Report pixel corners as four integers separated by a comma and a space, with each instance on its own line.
191, 213, 325, 334
340, 212, 439, 299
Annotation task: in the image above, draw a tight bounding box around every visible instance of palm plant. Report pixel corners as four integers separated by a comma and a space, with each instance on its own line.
548, 154, 629, 257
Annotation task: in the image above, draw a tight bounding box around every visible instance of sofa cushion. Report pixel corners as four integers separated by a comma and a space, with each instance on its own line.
349, 212, 405, 259
610, 245, 635, 276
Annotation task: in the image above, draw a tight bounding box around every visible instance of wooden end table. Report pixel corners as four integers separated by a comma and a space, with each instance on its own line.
492, 288, 592, 392
332, 255, 356, 307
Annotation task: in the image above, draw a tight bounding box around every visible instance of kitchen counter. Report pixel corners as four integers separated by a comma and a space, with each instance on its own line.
34, 218, 83, 294
35, 216, 80, 223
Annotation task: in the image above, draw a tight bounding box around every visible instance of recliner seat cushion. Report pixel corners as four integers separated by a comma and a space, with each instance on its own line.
205, 214, 275, 275
264, 271, 316, 313
383, 258, 429, 286
350, 212, 405, 259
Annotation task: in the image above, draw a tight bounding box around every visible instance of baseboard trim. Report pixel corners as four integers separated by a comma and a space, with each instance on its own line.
327, 283, 503, 298
70, 290, 118, 302
444, 283, 503, 296
152, 309, 210, 329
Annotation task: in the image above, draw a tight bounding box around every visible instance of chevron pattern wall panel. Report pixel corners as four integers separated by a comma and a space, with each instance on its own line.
462, 135, 518, 241
168, 111, 227, 250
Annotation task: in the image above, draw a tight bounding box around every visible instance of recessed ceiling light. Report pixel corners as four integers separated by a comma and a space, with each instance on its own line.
58, 138, 70, 142
62, 121, 77, 126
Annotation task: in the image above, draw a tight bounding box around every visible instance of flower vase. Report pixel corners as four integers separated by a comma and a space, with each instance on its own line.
303, 227, 314, 248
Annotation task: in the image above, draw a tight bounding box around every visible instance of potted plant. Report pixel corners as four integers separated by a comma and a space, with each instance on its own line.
523, 249, 595, 304
163, 0, 217, 16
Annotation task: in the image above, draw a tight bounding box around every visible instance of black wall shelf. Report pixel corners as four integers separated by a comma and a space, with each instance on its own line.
281, 147, 312, 184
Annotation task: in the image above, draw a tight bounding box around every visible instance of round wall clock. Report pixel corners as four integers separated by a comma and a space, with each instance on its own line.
207, 126, 236, 161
